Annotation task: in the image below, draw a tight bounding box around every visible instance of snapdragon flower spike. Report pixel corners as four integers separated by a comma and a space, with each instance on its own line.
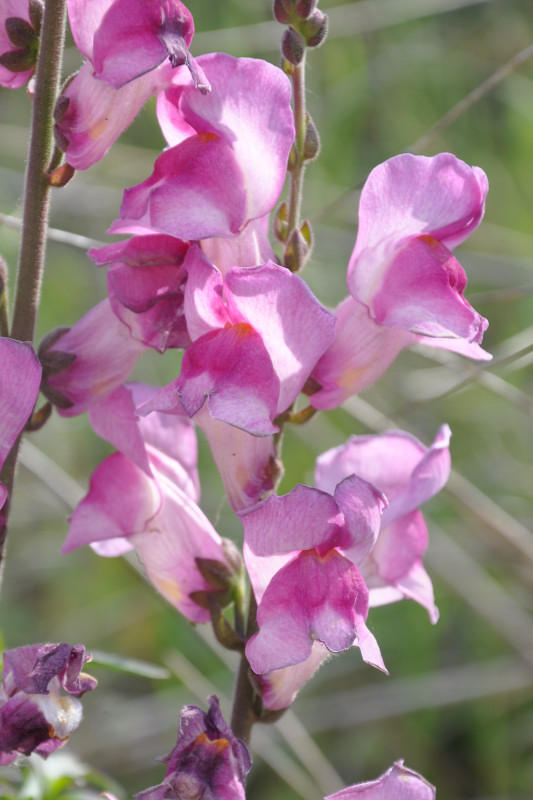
310, 153, 490, 409
0, 643, 96, 764
316, 426, 452, 623
89, 234, 191, 352
0, 0, 41, 89
39, 299, 148, 417
241, 477, 387, 677
63, 384, 228, 624
0, 338, 42, 508
56, 0, 207, 170
135, 696, 251, 800
110, 53, 294, 267
143, 245, 336, 437
325, 761, 435, 800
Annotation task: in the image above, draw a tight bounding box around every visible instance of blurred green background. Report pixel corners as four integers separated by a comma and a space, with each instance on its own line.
1, 0, 533, 798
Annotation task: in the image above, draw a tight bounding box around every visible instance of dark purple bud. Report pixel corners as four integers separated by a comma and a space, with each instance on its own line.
0, 48, 35, 72
135, 697, 251, 800
295, 0, 317, 19
303, 114, 320, 160
5, 17, 37, 48
303, 10, 328, 47
273, 0, 294, 25
281, 27, 305, 65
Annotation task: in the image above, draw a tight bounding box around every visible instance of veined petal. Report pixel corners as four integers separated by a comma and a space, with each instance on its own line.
310, 296, 414, 410
325, 760, 436, 800
241, 484, 342, 557
351, 153, 488, 260
200, 216, 275, 277
177, 324, 280, 435
62, 452, 160, 553
55, 61, 174, 170
246, 550, 365, 674
91, 0, 194, 88
257, 642, 331, 711
353, 235, 488, 343
195, 411, 278, 511
333, 475, 386, 565
110, 134, 247, 240
159, 53, 294, 223
183, 245, 230, 341
225, 262, 336, 413
0, 338, 41, 467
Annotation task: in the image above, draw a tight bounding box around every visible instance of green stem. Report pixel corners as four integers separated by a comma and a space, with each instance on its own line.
0, 0, 67, 573
287, 56, 307, 236
230, 593, 258, 744
10, 0, 67, 343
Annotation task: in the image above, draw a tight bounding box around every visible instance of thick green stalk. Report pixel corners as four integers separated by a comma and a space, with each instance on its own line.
11, 0, 67, 342
0, 0, 67, 571
287, 56, 307, 235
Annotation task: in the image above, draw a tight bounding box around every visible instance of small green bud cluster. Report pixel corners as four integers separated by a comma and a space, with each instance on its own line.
274, 0, 328, 65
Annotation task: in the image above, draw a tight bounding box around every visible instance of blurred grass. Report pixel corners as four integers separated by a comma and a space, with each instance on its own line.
1, 0, 533, 798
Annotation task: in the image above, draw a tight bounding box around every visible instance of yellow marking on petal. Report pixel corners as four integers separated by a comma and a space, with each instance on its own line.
152, 576, 185, 606
418, 234, 440, 249
88, 118, 109, 141
194, 733, 230, 754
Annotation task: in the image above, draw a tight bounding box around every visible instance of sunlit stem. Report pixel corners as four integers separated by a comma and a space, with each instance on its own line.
0, 0, 67, 574
287, 55, 307, 237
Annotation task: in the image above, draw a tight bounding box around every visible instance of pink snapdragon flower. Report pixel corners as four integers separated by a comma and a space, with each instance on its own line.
0, 338, 42, 508
110, 53, 294, 270
316, 425, 452, 622
0, 0, 41, 89
0, 643, 96, 764
135, 696, 251, 800
39, 299, 148, 417
62, 384, 231, 624
89, 234, 191, 352
311, 153, 491, 409
55, 0, 208, 169
241, 477, 387, 679
325, 761, 435, 800
143, 246, 335, 435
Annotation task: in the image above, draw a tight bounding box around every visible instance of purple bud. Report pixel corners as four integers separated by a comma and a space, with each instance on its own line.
273, 0, 294, 25
281, 27, 305, 65
5, 17, 37, 48
303, 115, 321, 160
295, 0, 318, 19
303, 10, 328, 47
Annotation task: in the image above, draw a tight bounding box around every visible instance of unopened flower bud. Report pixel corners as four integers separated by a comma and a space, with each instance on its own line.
284, 227, 310, 272
48, 162, 76, 187
273, 0, 294, 24
274, 202, 289, 243
29, 0, 44, 35
295, 0, 318, 19
281, 27, 305, 65
300, 219, 313, 248
303, 114, 320, 160
287, 142, 298, 172
303, 10, 328, 47
5, 17, 37, 48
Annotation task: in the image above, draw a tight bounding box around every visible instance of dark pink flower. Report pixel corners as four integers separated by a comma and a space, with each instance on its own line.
135, 696, 251, 800
241, 477, 387, 678
62, 384, 230, 624
56, 0, 207, 169
316, 425, 452, 622
0, 643, 96, 764
325, 761, 435, 800
110, 53, 294, 251
310, 153, 491, 409
89, 234, 191, 352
